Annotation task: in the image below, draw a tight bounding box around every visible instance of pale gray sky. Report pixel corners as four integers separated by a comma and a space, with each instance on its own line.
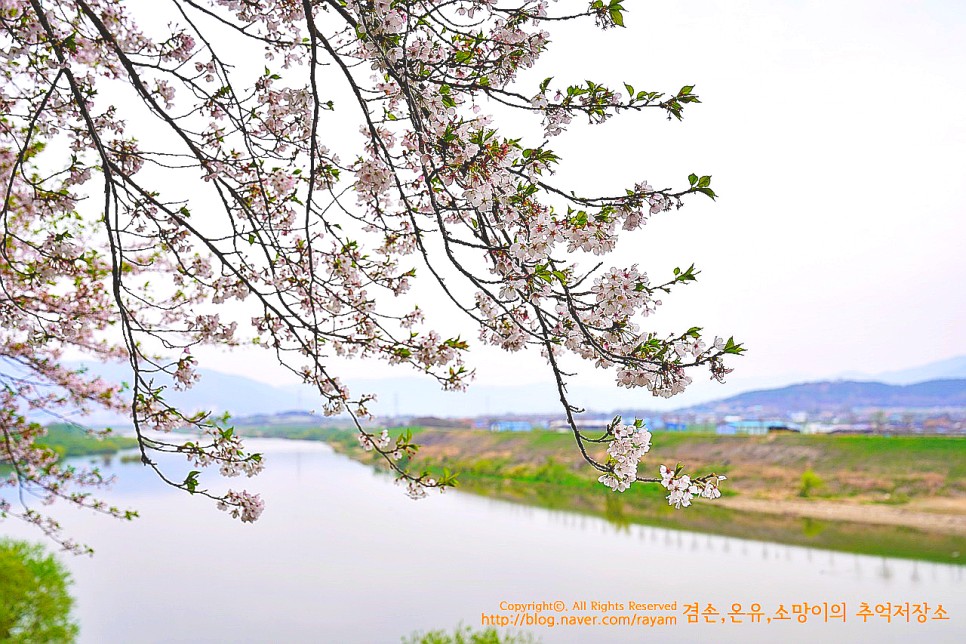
175, 1, 966, 409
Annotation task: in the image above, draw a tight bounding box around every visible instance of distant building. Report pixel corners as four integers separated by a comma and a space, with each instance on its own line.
549, 419, 612, 432
767, 425, 801, 434
411, 416, 472, 428
716, 420, 769, 435
803, 422, 837, 434
489, 421, 532, 432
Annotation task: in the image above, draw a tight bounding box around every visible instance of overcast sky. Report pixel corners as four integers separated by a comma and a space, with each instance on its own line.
181, 0, 965, 410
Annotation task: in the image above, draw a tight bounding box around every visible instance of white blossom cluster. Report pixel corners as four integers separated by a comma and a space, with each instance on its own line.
597, 419, 652, 492
359, 429, 392, 452
661, 465, 698, 508
660, 465, 726, 509
397, 477, 438, 500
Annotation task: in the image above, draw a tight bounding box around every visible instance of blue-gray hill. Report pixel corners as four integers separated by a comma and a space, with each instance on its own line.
687, 379, 966, 414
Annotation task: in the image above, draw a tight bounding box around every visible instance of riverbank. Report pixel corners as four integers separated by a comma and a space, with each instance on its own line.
1, 424, 138, 477
309, 427, 965, 562
36, 423, 138, 458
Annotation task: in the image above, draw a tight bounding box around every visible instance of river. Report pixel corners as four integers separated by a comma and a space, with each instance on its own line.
1, 438, 962, 643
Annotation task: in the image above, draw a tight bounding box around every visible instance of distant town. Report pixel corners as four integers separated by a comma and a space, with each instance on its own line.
235, 402, 966, 437
59, 357, 966, 435
226, 376, 966, 436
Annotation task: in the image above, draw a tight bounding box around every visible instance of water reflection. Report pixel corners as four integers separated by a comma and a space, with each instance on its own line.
620, 526, 956, 586
465, 477, 963, 566
0, 439, 962, 644
469, 490, 962, 588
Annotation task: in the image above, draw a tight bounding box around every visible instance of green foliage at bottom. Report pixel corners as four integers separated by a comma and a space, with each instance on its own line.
402, 625, 538, 644
0, 539, 78, 643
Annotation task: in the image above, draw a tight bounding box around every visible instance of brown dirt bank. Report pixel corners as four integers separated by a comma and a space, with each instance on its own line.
716, 497, 966, 537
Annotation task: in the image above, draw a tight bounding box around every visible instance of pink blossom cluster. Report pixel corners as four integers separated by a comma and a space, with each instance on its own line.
217, 490, 265, 523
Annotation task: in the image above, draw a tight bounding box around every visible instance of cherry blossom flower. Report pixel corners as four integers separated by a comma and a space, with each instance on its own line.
1, 0, 739, 549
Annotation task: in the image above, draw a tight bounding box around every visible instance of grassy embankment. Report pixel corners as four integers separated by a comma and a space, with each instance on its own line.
35, 423, 138, 458
1, 423, 137, 473
305, 426, 966, 564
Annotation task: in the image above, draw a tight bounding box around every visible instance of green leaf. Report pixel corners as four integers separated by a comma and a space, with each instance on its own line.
696, 187, 717, 200
184, 471, 201, 494
673, 263, 699, 283
697, 175, 711, 188
608, 2, 625, 27
63, 32, 78, 53
723, 336, 747, 355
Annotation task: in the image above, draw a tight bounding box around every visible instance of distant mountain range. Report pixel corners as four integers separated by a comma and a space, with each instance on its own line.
838, 355, 966, 385
49, 355, 966, 426
685, 379, 966, 415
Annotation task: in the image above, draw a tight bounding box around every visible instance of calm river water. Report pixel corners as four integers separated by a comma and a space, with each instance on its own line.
2, 438, 963, 643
